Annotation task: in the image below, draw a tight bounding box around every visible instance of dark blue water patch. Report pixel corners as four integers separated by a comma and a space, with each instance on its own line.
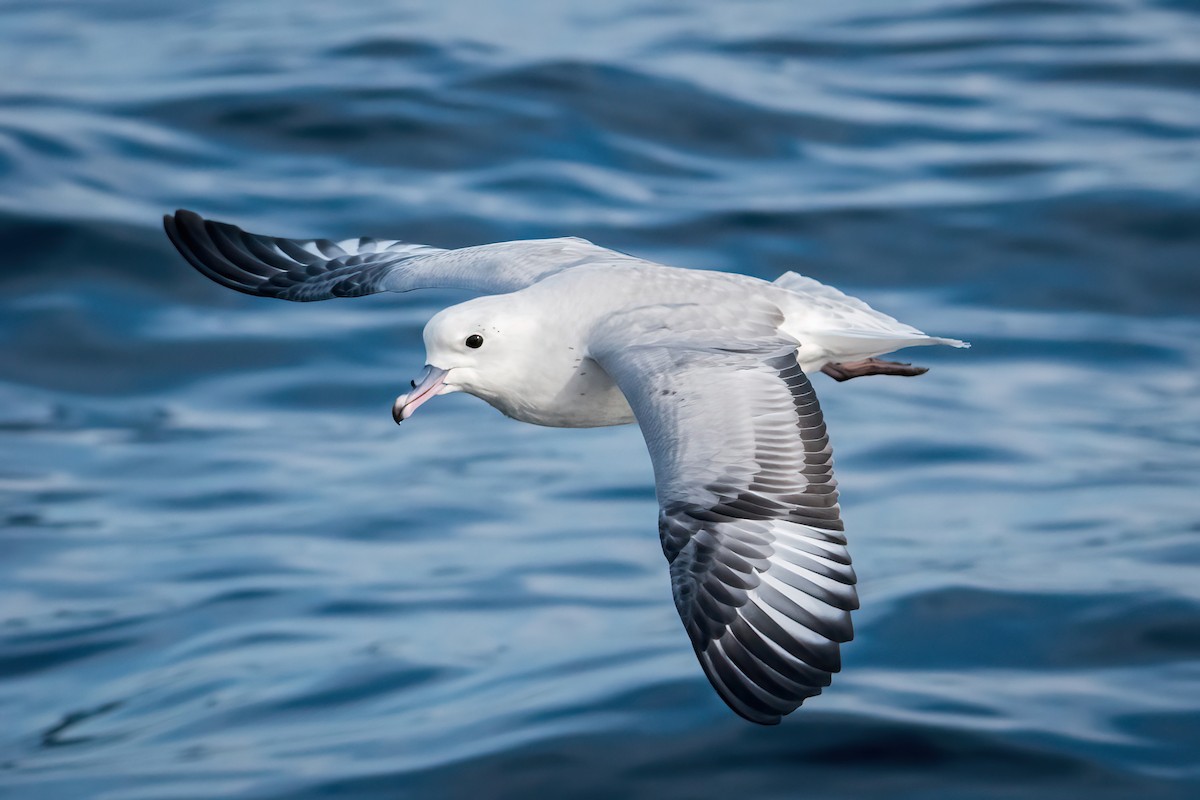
322, 37, 454, 63
134, 86, 554, 172
310, 588, 648, 620
859, 586, 1200, 670
931, 158, 1057, 179
1157, 0, 1200, 12
316, 506, 496, 541
850, 440, 1028, 471
494, 674, 687, 732
2, 486, 100, 510
150, 489, 285, 513
1, 511, 97, 531
190, 586, 299, 613
0, 213, 194, 296
269, 714, 1187, 800
848, 0, 1123, 26
948, 334, 1188, 367
174, 560, 317, 583
255, 377, 406, 412
463, 61, 809, 159
0, 121, 80, 162
1116, 707, 1200, 768
712, 30, 1133, 62
537, 559, 643, 579
548, 483, 658, 503
1, 608, 154, 644
1033, 61, 1200, 91
0, 406, 71, 432
250, 662, 450, 715
467, 168, 655, 210
0, 316, 303, 396
0, 631, 142, 680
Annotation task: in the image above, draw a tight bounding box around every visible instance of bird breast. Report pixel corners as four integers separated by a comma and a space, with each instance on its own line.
485, 355, 635, 429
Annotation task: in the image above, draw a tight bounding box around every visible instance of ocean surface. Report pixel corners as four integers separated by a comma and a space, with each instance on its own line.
2, 1, 1199, 797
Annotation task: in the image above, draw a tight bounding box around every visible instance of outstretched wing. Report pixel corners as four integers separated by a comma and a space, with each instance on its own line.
591, 303, 857, 725
164, 209, 626, 301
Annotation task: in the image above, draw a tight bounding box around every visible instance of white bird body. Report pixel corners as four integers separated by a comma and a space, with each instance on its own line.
424, 261, 963, 429
164, 210, 967, 725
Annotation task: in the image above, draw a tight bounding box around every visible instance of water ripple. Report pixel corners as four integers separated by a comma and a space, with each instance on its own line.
2, 0, 1198, 797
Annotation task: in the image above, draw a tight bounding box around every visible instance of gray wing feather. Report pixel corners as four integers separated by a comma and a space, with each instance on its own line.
591, 304, 857, 725
164, 209, 620, 301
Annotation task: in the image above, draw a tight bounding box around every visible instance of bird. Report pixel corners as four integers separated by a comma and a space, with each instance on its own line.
163, 209, 967, 725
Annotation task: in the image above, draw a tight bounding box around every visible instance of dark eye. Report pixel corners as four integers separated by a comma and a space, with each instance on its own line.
465, 334, 484, 349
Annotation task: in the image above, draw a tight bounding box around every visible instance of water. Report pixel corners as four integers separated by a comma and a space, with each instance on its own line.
2, 0, 1198, 797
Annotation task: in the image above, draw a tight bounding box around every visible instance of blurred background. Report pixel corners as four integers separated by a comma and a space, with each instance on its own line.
2, 1, 1198, 798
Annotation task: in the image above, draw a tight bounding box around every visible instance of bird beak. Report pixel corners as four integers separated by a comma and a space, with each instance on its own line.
392, 365, 449, 424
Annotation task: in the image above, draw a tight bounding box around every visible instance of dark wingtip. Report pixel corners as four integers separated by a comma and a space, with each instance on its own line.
162, 209, 280, 298
164, 208, 198, 237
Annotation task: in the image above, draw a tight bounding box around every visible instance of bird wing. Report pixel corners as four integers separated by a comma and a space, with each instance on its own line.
590, 302, 858, 725
164, 209, 628, 301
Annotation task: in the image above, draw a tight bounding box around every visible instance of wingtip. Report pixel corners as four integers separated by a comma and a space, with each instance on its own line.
163, 209, 201, 233
165, 208, 202, 227
161, 208, 272, 297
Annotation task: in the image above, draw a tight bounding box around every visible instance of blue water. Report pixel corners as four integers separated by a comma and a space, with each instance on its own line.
2, 0, 1199, 797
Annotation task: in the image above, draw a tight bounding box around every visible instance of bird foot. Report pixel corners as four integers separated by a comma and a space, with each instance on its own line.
821, 358, 929, 382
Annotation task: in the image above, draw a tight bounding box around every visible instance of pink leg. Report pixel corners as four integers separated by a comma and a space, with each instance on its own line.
821, 358, 929, 382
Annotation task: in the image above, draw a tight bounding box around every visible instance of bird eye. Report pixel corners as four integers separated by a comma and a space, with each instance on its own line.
465, 334, 484, 349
